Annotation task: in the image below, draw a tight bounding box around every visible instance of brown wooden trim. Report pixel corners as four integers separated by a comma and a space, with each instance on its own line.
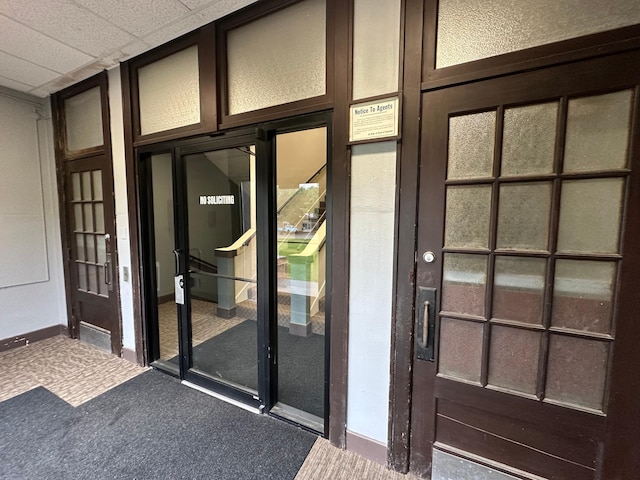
327, 0, 351, 450
217, 0, 334, 128
388, 0, 424, 473
601, 85, 640, 479
121, 64, 147, 366
422, 2, 640, 91
0, 324, 68, 353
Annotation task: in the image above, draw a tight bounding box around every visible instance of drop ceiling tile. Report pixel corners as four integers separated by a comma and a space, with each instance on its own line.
28, 87, 53, 98
142, 15, 206, 48
74, 0, 190, 37
179, 0, 219, 9
0, 74, 33, 93
0, 15, 94, 74
196, 0, 259, 23
0, 51, 58, 88
0, 0, 134, 57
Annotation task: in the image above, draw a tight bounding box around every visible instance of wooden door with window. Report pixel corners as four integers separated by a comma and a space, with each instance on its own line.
64, 156, 120, 354
410, 50, 640, 479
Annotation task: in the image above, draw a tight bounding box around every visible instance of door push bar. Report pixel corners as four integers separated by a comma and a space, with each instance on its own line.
415, 287, 436, 362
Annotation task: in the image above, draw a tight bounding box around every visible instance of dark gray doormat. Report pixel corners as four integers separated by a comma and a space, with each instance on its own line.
0, 370, 316, 480
191, 321, 325, 418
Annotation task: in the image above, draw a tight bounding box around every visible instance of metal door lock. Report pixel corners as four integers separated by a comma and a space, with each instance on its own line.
423, 251, 436, 263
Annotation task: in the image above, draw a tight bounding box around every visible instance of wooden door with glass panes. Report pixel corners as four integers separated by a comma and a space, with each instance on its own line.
65, 155, 120, 354
410, 51, 640, 479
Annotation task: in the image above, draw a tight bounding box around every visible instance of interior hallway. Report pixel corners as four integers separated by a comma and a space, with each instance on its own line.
0, 336, 414, 480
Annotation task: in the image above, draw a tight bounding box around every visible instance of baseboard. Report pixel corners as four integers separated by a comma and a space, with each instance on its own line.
346, 430, 388, 466
0, 324, 68, 353
121, 347, 138, 364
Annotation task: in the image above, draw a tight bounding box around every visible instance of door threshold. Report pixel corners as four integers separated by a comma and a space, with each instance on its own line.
182, 380, 262, 415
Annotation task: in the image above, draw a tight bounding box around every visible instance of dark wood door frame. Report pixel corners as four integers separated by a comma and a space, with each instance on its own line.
389, 2, 640, 476
52, 71, 122, 355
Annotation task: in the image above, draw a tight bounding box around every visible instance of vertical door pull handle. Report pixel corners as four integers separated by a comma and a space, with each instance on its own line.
104, 261, 111, 285
415, 287, 436, 362
173, 249, 181, 275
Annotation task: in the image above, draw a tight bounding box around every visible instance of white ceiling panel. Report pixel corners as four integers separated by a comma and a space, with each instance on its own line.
143, 14, 208, 47
179, 0, 217, 9
0, 74, 33, 93
0, 15, 94, 74
0, 51, 59, 88
75, 0, 191, 37
197, 0, 259, 23
0, 0, 134, 57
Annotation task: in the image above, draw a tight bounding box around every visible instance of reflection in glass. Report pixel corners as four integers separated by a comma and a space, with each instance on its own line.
442, 253, 487, 317
438, 317, 484, 383
502, 102, 557, 177
557, 178, 624, 254
497, 182, 552, 251
564, 90, 632, 173
151, 153, 179, 365
493, 256, 546, 325
447, 111, 495, 180
444, 185, 492, 249
545, 335, 608, 411
185, 147, 257, 393
275, 128, 327, 425
552, 260, 616, 334
488, 326, 540, 395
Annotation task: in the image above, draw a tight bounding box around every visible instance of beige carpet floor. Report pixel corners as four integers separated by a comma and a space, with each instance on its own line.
0, 335, 416, 479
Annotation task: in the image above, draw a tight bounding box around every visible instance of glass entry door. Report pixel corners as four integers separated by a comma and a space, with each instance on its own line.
140, 118, 329, 432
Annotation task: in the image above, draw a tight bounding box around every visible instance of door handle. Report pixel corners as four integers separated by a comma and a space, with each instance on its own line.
103, 253, 113, 291
415, 287, 436, 361
173, 249, 181, 275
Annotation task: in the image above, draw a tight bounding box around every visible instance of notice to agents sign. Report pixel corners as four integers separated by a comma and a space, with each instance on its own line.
349, 96, 399, 142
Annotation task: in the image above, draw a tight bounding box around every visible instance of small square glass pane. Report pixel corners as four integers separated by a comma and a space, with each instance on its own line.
493, 256, 546, 325
447, 111, 496, 180
442, 253, 488, 317
75, 234, 85, 262
564, 90, 632, 173
73, 204, 83, 231
497, 182, 552, 251
98, 266, 108, 297
545, 335, 608, 411
501, 102, 557, 176
445, 185, 492, 249
438, 317, 484, 383
92, 170, 103, 201
81, 172, 92, 201
552, 260, 616, 335
488, 326, 541, 395
83, 204, 94, 232
557, 178, 624, 254
72, 173, 81, 201
85, 235, 96, 263
94, 203, 105, 233
96, 235, 106, 265
88, 265, 98, 293
77, 264, 87, 291
64, 86, 103, 152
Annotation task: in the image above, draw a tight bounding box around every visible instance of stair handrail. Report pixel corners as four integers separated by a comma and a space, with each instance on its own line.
215, 227, 256, 257
276, 164, 327, 214
289, 221, 326, 260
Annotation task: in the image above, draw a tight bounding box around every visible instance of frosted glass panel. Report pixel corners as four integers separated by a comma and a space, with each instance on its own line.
493, 256, 546, 325
352, 0, 401, 100
552, 260, 616, 334
227, 0, 326, 115
447, 111, 495, 180
445, 185, 492, 249
64, 87, 103, 151
564, 90, 632, 173
557, 179, 624, 254
437, 0, 640, 68
439, 318, 484, 383
488, 326, 540, 395
442, 253, 487, 317
497, 182, 552, 251
545, 335, 608, 411
502, 102, 557, 177
138, 46, 200, 135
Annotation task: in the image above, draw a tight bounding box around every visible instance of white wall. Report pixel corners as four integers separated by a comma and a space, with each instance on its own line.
0, 90, 67, 340
108, 67, 136, 352
347, 142, 397, 444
